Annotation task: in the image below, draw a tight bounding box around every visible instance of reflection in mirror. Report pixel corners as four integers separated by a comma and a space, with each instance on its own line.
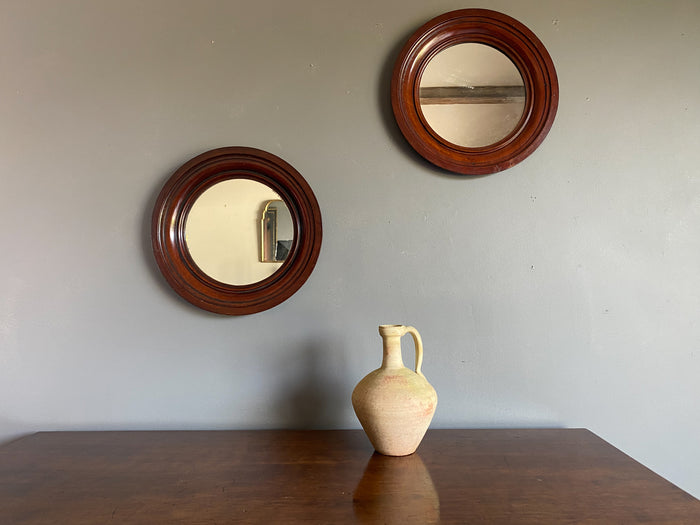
419, 43, 525, 147
185, 179, 292, 286
261, 200, 293, 263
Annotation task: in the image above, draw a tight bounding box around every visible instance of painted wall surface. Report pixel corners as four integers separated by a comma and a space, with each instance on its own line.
1, 0, 699, 498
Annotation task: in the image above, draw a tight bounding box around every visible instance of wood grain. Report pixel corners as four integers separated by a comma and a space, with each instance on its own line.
0, 429, 698, 524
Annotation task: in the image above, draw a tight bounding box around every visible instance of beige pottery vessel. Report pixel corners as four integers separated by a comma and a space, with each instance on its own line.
352, 325, 438, 456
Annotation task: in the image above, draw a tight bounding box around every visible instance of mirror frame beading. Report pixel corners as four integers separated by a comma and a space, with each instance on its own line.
152, 147, 322, 315
391, 9, 558, 175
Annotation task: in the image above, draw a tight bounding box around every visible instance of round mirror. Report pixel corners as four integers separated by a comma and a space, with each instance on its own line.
419, 43, 525, 148
185, 179, 291, 285
391, 9, 558, 175
152, 147, 322, 315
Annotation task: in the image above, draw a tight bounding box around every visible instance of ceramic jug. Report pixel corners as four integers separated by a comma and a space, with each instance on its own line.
352, 324, 438, 456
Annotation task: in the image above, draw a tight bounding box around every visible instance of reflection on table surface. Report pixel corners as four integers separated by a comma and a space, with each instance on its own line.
353, 452, 439, 524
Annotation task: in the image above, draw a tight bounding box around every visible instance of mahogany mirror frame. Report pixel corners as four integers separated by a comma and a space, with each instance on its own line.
391, 9, 559, 175
152, 147, 322, 315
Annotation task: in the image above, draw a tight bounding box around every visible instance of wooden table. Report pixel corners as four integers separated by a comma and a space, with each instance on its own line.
0, 429, 698, 523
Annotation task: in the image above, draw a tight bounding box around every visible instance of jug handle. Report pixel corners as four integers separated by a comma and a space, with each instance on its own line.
404, 326, 424, 376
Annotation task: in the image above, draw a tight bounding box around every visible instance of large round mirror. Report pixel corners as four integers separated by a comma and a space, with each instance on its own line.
152, 147, 322, 315
391, 9, 558, 175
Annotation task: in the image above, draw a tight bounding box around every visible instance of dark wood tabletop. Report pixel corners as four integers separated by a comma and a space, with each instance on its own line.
0, 428, 698, 524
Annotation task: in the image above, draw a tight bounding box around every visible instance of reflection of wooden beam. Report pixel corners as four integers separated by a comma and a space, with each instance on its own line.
419, 85, 525, 105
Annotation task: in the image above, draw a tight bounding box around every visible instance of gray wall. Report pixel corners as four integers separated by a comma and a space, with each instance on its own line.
2, 0, 699, 498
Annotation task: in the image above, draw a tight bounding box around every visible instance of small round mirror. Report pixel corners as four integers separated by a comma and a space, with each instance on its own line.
185, 179, 293, 285
419, 43, 525, 148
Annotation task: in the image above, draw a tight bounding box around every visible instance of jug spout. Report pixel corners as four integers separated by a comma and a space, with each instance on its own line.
378, 324, 407, 336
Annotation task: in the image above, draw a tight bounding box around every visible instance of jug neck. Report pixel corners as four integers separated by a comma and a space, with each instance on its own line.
381, 333, 405, 370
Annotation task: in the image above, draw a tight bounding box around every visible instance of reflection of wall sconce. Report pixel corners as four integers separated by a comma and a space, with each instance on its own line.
261, 200, 293, 262
353, 453, 440, 524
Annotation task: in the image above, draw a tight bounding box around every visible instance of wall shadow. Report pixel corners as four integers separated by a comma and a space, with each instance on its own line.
273, 341, 350, 429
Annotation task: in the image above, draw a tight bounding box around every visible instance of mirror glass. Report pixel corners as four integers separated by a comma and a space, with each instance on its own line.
185, 179, 293, 285
419, 43, 525, 148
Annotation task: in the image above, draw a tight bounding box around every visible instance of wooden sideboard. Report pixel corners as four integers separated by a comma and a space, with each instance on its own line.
1, 428, 698, 523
